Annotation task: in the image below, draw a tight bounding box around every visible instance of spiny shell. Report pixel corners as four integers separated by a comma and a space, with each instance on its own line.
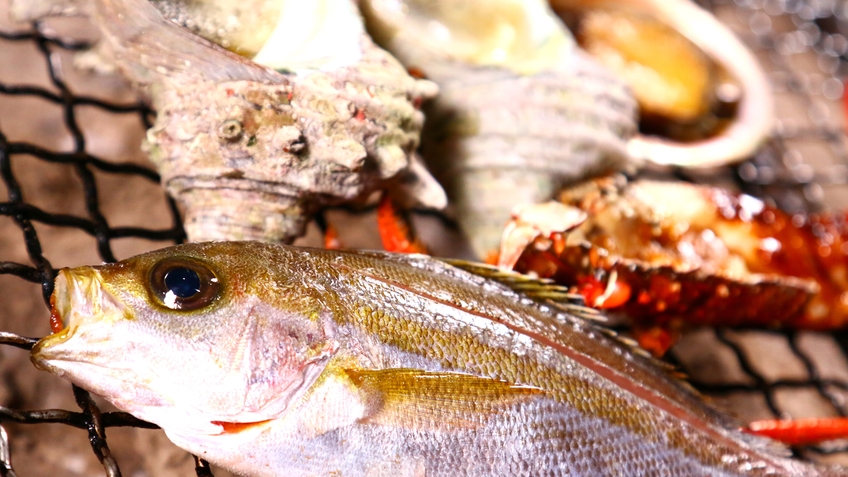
360, 0, 639, 257
13, 0, 446, 243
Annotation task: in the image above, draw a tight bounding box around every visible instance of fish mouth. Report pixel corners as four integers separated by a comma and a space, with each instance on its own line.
31, 268, 128, 371
31, 270, 75, 366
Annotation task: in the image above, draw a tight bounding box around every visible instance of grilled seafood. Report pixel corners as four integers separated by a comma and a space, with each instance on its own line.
30, 241, 848, 476
359, 0, 772, 258
12, 0, 446, 243
360, 0, 639, 257
498, 176, 846, 353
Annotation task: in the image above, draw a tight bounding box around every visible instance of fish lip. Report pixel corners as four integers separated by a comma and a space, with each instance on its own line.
31, 271, 73, 364
29, 342, 58, 373
31, 268, 128, 368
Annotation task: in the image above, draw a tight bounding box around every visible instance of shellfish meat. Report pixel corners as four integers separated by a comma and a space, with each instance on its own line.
550, 0, 775, 168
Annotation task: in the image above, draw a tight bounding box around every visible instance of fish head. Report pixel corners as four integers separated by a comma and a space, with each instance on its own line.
31, 242, 336, 438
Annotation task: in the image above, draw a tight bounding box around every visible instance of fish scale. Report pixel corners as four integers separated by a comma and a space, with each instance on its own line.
28, 242, 848, 476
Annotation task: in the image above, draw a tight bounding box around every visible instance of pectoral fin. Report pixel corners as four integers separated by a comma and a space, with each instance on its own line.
344, 368, 544, 430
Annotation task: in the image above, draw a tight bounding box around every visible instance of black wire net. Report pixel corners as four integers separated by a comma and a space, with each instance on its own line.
3, 0, 848, 475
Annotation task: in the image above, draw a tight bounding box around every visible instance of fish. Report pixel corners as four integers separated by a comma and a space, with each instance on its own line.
11, 0, 446, 243
30, 241, 848, 476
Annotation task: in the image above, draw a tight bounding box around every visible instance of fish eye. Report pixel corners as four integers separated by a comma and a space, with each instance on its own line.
149, 258, 220, 311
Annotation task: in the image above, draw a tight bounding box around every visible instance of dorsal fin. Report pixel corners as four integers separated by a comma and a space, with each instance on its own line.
440, 259, 605, 322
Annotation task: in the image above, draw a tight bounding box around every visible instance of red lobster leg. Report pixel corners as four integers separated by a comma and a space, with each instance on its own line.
377, 193, 428, 254
323, 223, 343, 250
744, 417, 848, 446
576, 275, 632, 309
632, 325, 679, 358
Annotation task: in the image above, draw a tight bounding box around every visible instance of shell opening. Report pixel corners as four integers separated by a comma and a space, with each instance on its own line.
177, 188, 310, 243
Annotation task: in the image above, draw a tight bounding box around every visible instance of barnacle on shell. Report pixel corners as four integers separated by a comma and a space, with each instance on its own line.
13, 0, 446, 243
360, 0, 640, 258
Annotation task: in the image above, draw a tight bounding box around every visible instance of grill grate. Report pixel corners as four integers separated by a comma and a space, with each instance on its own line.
4, 1, 848, 475
0, 20, 192, 477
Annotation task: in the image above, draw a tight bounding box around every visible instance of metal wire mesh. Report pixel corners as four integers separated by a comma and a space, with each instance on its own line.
0, 17, 197, 477
3, 0, 848, 475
